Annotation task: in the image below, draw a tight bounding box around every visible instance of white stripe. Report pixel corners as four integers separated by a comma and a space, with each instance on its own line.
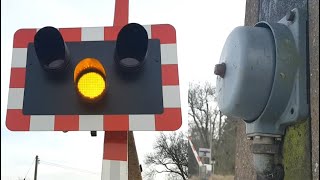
129, 115, 155, 130
101, 160, 111, 180
30, 115, 55, 130
81, 27, 104, 41
143, 25, 152, 39
7, 88, 24, 109
79, 115, 103, 130
163, 86, 181, 108
161, 44, 178, 64
12, 48, 27, 68
101, 160, 128, 180
119, 161, 128, 180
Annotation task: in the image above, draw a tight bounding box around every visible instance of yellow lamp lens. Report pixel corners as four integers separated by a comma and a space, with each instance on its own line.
77, 72, 106, 99
74, 58, 107, 102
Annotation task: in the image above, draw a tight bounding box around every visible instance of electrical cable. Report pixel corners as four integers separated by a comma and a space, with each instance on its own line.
23, 158, 35, 180
40, 160, 99, 175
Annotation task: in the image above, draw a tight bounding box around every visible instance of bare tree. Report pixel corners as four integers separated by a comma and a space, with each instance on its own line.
212, 117, 237, 175
144, 132, 188, 180
188, 83, 218, 148
188, 82, 236, 177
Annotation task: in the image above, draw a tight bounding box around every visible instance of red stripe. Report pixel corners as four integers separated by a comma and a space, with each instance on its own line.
161, 64, 179, 85
6, 109, 30, 131
54, 115, 79, 131
10, 68, 26, 88
189, 141, 196, 151
103, 131, 128, 161
113, 0, 129, 26
151, 24, 176, 44
197, 156, 202, 163
155, 108, 182, 130
192, 146, 196, 152
59, 28, 81, 42
104, 115, 129, 131
104, 26, 123, 40
13, 29, 36, 48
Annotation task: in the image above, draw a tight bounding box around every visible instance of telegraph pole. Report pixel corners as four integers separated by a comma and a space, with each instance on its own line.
34, 155, 39, 180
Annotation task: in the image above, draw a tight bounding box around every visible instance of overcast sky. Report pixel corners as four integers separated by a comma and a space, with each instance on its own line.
1, 0, 245, 179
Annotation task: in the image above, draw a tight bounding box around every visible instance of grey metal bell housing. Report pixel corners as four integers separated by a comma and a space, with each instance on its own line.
215, 8, 309, 136
216, 26, 276, 122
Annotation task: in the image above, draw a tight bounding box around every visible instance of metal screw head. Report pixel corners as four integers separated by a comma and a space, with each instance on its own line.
214, 63, 226, 78
90, 131, 97, 137
275, 137, 282, 141
286, 10, 295, 21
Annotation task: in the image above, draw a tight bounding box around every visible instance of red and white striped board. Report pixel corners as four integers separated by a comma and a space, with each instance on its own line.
6, 24, 182, 132
102, 131, 128, 180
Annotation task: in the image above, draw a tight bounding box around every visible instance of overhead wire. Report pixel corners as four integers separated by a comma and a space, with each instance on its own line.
40, 160, 100, 175
23, 158, 35, 180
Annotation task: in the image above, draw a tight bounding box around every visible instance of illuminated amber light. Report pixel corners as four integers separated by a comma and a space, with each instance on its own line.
74, 58, 107, 102
77, 72, 106, 99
